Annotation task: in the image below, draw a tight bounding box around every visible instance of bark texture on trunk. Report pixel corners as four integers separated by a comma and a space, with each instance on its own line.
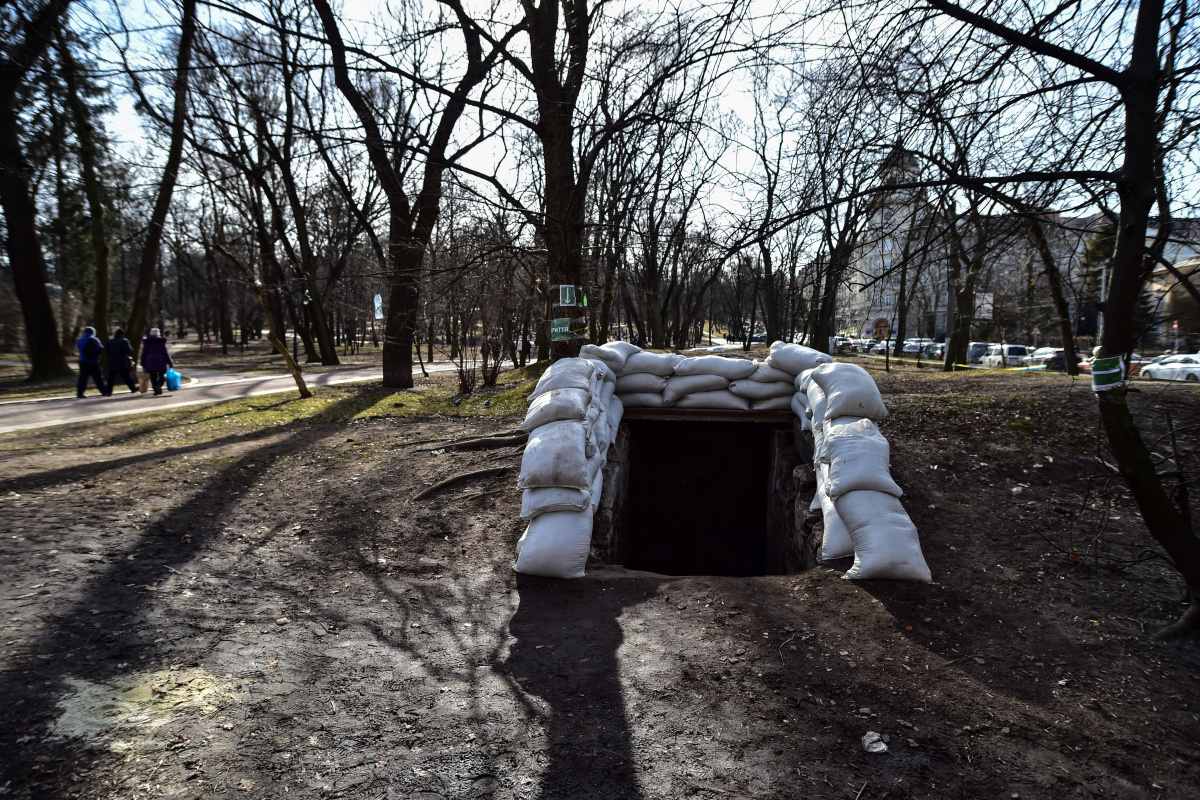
1093, 0, 1200, 636
0, 0, 75, 381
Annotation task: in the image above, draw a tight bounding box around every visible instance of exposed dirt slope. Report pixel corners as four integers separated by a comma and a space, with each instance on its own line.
0, 367, 1197, 799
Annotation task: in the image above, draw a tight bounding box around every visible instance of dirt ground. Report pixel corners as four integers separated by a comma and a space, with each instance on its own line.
1, 363, 1198, 800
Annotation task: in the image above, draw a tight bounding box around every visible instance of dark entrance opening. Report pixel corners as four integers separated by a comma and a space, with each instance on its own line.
608, 411, 802, 577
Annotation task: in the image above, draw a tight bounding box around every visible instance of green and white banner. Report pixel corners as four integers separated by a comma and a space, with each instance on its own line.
1091, 356, 1124, 392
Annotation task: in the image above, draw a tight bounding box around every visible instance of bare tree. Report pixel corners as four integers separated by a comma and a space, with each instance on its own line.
0, 0, 75, 380
116, 0, 196, 360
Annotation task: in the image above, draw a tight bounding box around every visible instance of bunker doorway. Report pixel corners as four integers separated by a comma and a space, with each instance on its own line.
602, 410, 807, 577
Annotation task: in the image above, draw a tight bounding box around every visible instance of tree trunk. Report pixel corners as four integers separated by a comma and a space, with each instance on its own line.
214, 242, 309, 397
57, 25, 110, 341
127, 0, 196, 361
0, 0, 76, 381
1097, 14, 1200, 635
1029, 217, 1080, 376
759, 242, 779, 344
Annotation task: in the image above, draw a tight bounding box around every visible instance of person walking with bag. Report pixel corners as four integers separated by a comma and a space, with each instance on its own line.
103, 329, 137, 395
140, 328, 174, 396
76, 327, 108, 398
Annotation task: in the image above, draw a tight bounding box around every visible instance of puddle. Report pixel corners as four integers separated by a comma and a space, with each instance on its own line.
51, 667, 235, 749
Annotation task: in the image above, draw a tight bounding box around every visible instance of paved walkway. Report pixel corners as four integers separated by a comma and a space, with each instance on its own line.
0, 363, 457, 435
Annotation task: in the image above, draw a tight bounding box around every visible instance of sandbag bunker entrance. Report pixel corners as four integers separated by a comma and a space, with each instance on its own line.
592, 408, 816, 577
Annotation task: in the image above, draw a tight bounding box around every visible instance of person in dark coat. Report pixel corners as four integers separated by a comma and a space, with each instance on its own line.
140, 328, 174, 396
103, 329, 137, 395
76, 327, 107, 398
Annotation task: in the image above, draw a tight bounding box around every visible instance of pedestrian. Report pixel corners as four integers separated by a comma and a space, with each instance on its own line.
521, 335, 532, 364
103, 328, 137, 395
76, 326, 107, 398
140, 327, 174, 396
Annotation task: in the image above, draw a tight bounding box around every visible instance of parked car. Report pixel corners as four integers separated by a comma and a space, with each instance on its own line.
982, 343, 1031, 368
922, 343, 946, 359
1029, 346, 1067, 370
1126, 354, 1155, 376
1141, 354, 1200, 381
1078, 353, 1158, 376
869, 339, 894, 355
967, 341, 992, 364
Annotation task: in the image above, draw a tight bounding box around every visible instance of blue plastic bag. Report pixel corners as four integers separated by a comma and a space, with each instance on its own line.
165, 368, 181, 391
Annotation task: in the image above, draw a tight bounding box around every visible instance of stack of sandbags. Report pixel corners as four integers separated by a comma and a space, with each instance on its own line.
609, 345, 684, 408
736, 342, 831, 415
514, 357, 621, 578
667, 355, 757, 409
794, 361, 931, 582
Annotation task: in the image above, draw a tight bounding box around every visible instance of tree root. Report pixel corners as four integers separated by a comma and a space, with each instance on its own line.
411, 467, 511, 501
1151, 600, 1200, 640
418, 431, 527, 452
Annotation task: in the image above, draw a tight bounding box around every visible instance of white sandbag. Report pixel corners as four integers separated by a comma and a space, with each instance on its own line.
587, 451, 606, 482
728, 379, 795, 400
514, 510, 593, 579
584, 403, 601, 458
674, 390, 751, 411
815, 415, 859, 461
618, 392, 665, 408
583, 357, 616, 384
519, 388, 591, 432
617, 351, 685, 377
592, 406, 609, 455
518, 420, 590, 490
836, 490, 932, 582
809, 492, 821, 511
806, 385, 828, 424
791, 392, 811, 430
599, 379, 616, 408
751, 395, 793, 411
606, 396, 624, 441
599, 341, 643, 371
769, 340, 787, 351
672, 355, 757, 380
821, 418, 902, 498
530, 358, 595, 400
795, 368, 818, 392
588, 462, 605, 514
818, 477, 854, 560
766, 344, 833, 375
615, 372, 669, 394
748, 362, 795, 383
809, 362, 888, 421
580, 343, 626, 371
521, 486, 591, 519
662, 374, 729, 405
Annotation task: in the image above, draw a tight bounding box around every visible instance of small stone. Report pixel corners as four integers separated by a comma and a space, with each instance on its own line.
861, 731, 888, 753
1001, 727, 1010, 734
276, 617, 289, 625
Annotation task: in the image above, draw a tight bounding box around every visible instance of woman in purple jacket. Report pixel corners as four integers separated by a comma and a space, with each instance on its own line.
140, 328, 174, 396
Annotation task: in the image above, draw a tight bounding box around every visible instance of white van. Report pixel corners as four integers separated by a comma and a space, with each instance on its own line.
982, 344, 1030, 368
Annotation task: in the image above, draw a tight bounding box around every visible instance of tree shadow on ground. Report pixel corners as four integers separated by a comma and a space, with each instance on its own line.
0, 394, 371, 798
499, 572, 663, 800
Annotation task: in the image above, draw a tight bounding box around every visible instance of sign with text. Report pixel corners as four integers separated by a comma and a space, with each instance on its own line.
550, 318, 572, 341
373, 293, 383, 320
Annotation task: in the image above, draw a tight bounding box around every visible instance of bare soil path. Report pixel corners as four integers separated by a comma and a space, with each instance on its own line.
0, 365, 1197, 800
